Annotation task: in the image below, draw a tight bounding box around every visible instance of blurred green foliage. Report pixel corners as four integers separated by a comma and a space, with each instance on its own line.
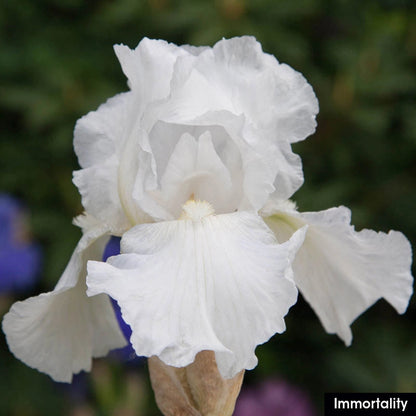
1, 0, 415, 414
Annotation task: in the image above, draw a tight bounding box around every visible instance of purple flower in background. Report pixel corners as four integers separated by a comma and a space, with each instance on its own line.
103, 236, 142, 365
234, 378, 316, 416
0, 194, 41, 293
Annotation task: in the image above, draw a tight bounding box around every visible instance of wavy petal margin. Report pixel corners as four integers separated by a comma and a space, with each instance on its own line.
2, 215, 127, 382
87, 211, 306, 378
264, 205, 414, 344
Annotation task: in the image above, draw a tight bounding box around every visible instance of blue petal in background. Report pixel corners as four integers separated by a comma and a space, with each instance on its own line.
0, 194, 42, 293
103, 236, 143, 365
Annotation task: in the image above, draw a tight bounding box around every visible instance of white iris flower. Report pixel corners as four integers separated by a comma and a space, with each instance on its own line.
2, 37, 413, 383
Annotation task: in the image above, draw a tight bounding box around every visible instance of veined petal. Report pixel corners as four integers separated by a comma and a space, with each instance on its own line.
264, 205, 414, 345
87, 211, 306, 378
2, 217, 127, 382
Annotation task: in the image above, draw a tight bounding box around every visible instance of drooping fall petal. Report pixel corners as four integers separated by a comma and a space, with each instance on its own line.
265, 205, 414, 344
2, 215, 127, 382
87, 208, 306, 378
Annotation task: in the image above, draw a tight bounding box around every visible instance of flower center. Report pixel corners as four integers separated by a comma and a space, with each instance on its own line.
180, 198, 215, 221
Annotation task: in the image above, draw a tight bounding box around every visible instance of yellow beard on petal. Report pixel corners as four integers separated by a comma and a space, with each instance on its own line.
180, 199, 215, 221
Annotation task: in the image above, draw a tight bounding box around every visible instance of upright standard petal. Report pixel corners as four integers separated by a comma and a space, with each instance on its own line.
264, 205, 414, 345
87, 207, 306, 379
73, 92, 138, 233
114, 38, 187, 106
2, 215, 127, 382
165, 36, 318, 143
147, 110, 303, 216
158, 131, 234, 216
73, 37, 315, 227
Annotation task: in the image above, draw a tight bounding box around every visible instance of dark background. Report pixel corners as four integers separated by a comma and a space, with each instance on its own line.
1, 0, 415, 414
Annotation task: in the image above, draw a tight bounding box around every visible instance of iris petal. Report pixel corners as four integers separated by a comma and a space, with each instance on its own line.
87, 211, 306, 378
265, 206, 414, 345
2, 216, 127, 382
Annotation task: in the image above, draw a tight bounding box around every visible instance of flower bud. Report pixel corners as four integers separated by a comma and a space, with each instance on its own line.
149, 351, 244, 416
